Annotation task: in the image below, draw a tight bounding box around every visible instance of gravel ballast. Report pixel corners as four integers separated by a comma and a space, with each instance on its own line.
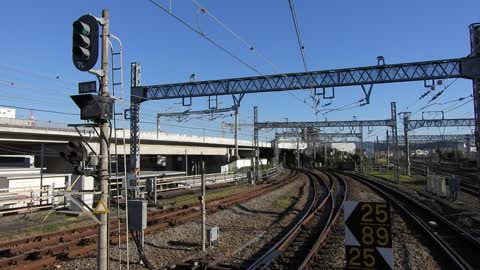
51, 172, 312, 269
315, 175, 442, 270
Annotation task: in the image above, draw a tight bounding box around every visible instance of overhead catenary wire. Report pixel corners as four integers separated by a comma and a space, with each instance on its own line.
444, 98, 473, 113
0, 104, 78, 116
145, 0, 319, 112
410, 94, 473, 117
191, 0, 318, 110
287, 0, 309, 72
0, 63, 78, 87
286, 0, 321, 108
147, 0, 262, 75
0, 79, 75, 96
0, 93, 71, 107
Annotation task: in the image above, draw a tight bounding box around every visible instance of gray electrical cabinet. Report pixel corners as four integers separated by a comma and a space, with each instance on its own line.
207, 226, 219, 246
127, 200, 147, 230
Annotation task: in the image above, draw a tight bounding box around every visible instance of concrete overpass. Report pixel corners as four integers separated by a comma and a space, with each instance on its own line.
0, 118, 300, 173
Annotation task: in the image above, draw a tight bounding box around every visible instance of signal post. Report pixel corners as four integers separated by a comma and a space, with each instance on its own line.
72, 9, 111, 270
98, 10, 110, 270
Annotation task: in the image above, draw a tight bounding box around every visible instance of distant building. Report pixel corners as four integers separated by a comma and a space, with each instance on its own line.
0, 107, 15, 119
331, 142, 356, 154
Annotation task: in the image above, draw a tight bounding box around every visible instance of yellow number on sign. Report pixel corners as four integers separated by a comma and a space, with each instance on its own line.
349, 247, 362, 266
363, 248, 376, 268
361, 226, 375, 245
375, 204, 389, 223
361, 204, 374, 222
376, 226, 389, 246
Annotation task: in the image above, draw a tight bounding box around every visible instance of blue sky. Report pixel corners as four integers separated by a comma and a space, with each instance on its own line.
0, 0, 478, 141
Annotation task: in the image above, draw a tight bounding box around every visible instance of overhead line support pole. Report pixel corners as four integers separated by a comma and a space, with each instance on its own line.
253, 106, 259, 183
403, 112, 411, 176
359, 124, 364, 172
98, 9, 110, 270
200, 160, 206, 252
386, 130, 390, 168
296, 138, 300, 167
234, 107, 239, 160
130, 63, 141, 198
391, 102, 400, 183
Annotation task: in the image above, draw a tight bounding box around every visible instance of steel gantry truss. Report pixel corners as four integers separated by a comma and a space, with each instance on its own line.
406, 118, 475, 131
253, 102, 398, 174
402, 113, 475, 176
131, 57, 479, 101
273, 130, 362, 167
385, 134, 474, 144
130, 23, 480, 192
256, 119, 394, 129
156, 105, 238, 139
275, 131, 362, 140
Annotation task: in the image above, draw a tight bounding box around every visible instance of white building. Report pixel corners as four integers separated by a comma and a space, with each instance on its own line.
0, 107, 16, 119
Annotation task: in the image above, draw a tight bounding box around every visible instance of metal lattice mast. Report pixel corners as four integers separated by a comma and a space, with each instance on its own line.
130, 63, 141, 197
469, 24, 480, 184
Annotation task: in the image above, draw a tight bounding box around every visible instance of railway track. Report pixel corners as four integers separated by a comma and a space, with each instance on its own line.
343, 172, 480, 270
244, 169, 347, 270
410, 161, 480, 197
0, 169, 298, 270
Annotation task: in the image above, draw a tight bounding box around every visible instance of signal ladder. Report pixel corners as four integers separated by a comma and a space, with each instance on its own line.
109, 35, 130, 270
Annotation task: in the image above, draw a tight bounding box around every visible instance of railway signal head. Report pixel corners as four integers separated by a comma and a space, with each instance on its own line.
72, 14, 99, 71
60, 141, 87, 164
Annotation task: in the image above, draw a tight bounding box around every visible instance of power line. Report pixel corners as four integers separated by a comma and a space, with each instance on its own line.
147, 0, 262, 75
0, 79, 74, 97
0, 92, 70, 106
444, 98, 473, 113
286, 0, 322, 108
287, 0, 309, 72
0, 63, 77, 87
0, 104, 78, 116
145, 0, 319, 112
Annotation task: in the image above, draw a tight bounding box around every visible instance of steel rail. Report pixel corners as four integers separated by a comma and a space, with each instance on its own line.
246, 170, 323, 270
296, 170, 347, 269
0, 170, 297, 269
246, 169, 341, 270
343, 172, 480, 270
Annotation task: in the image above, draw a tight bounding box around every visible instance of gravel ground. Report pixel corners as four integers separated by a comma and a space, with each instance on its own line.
49, 172, 311, 270
314, 175, 442, 270
373, 172, 480, 238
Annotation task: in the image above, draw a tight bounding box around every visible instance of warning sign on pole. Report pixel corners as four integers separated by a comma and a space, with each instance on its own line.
344, 201, 393, 270
94, 199, 109, 214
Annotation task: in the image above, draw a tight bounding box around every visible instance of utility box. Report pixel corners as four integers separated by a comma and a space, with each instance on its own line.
207, 226, 219, 246
427, 175, 446, 197
127, 200, 147, 230
126, 173, 137, 190
448, 176, 461, 193
146, 177, 155, 193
